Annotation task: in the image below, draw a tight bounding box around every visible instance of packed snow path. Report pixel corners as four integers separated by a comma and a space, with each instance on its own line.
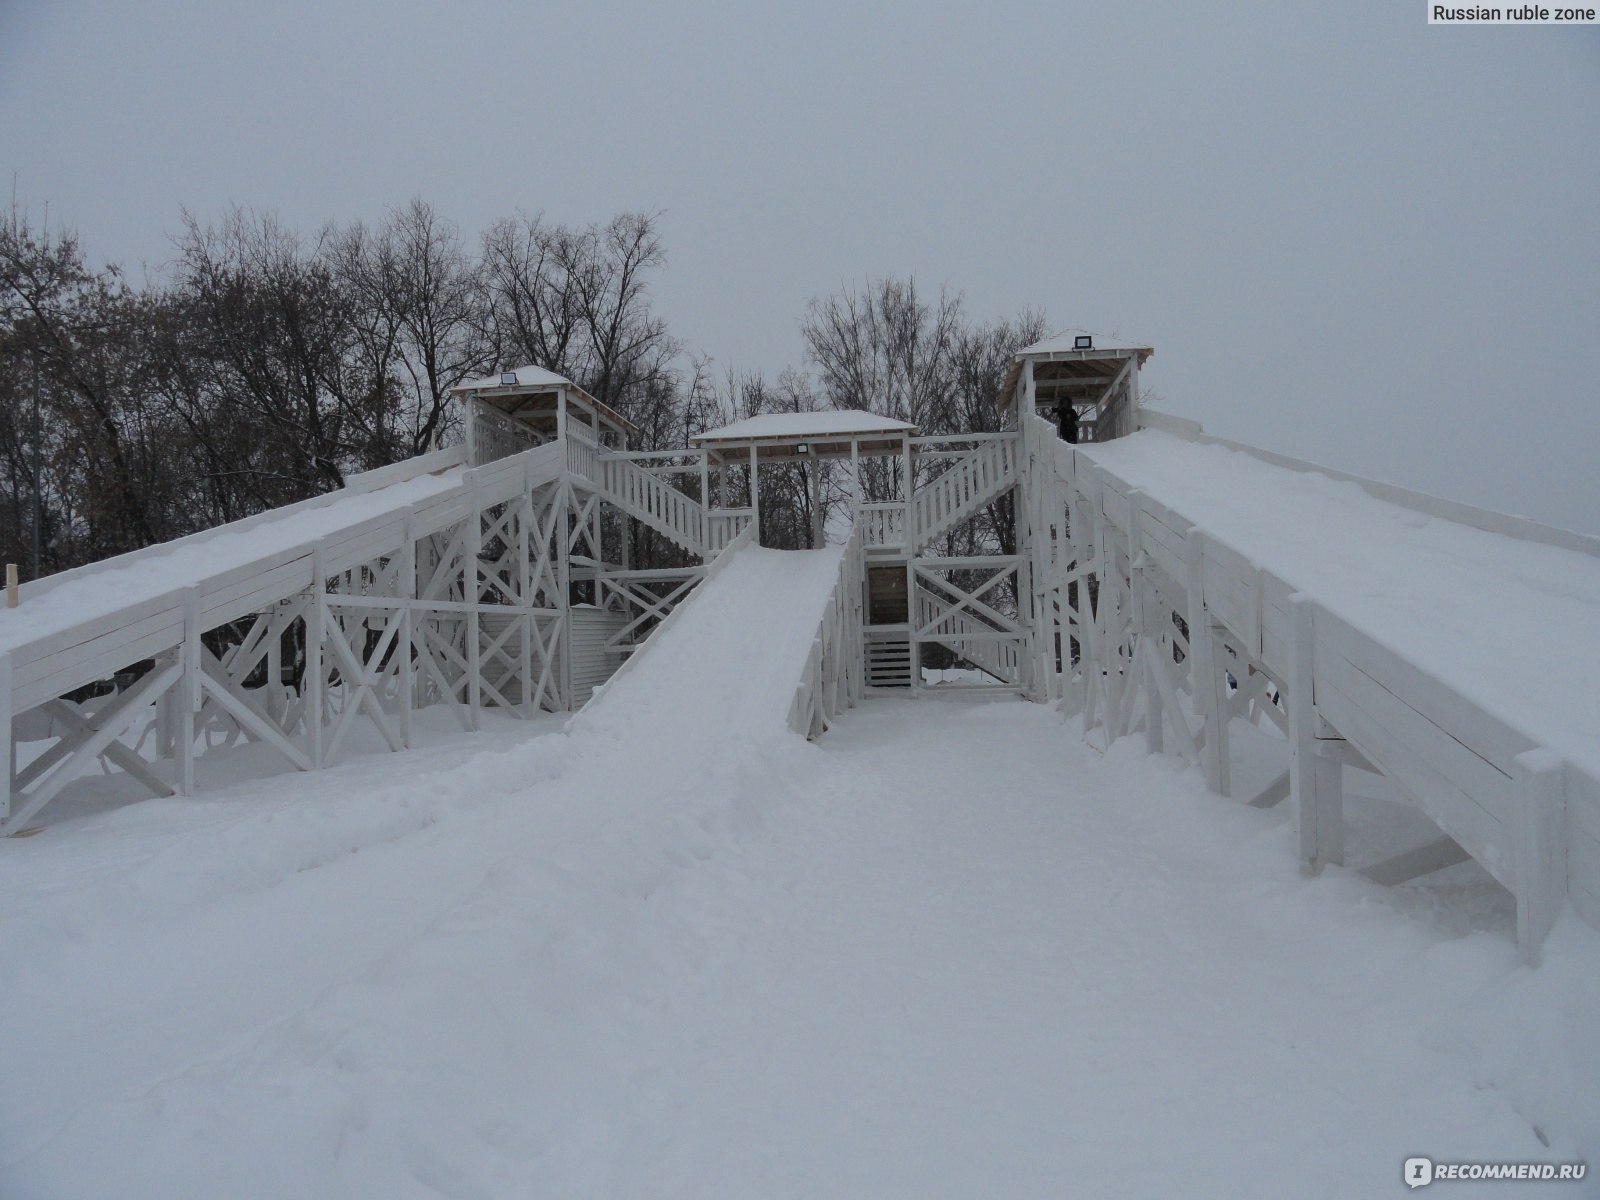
2, 697, 1595, 1198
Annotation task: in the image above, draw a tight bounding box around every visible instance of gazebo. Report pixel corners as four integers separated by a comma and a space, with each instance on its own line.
999, 332, 1154, 443
691, 410, 919, 547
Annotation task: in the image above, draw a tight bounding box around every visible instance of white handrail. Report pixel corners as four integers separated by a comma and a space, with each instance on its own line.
567, 430, 707, 555
915, 592, 1020, 684
911, 436, 1019, 547
787, 526, 866, 738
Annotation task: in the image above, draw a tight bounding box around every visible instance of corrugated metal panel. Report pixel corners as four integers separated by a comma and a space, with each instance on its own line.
570, 607, 631, 707
477, 609, 630, 710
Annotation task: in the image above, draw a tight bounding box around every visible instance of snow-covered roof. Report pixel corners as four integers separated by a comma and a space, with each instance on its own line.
451, 364, 575, 394
451, 365, 639, 438
999, 332, 1154, 412
693, 411, 917, 445
1017, 330, 1154, 359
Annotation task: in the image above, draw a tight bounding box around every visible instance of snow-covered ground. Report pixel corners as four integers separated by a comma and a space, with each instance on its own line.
3, 684, 1596, 1197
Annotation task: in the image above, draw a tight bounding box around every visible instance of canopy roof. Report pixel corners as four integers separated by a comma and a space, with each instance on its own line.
450, 365, 639, 439
999, 331, 1154, 413
693, 410, 918, 461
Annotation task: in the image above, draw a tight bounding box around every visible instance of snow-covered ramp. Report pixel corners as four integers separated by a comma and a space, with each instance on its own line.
572, 543, 845, 756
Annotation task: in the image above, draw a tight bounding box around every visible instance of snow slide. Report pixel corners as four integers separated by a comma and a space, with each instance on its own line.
1079, 429, 1600, 779
571, 543, 844, 758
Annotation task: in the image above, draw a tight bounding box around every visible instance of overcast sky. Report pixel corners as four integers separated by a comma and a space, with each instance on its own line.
2, 0, 1597, 530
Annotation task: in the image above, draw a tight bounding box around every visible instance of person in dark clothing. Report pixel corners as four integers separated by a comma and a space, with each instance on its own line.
1058, 402, 1079, 444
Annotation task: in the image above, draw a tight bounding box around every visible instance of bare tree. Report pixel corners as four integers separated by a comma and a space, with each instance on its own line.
333, 198, 489, 455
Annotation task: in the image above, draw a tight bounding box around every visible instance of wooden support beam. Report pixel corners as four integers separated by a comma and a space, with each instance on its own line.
1186, 527, 1232, 797
748, 444, 761, 547
3, 659, 183, 835
177, 589, 200, 796
307, 543, 327, 769
1361, 836, 1471, 887
1289, 595, 1343, 874
0, 653, 11, 822
1514, 748, 1567, 966
400, 510, 417, 746
1246, 769, 1291, 809
467, 473, 483, 730
39, 698, 175, 798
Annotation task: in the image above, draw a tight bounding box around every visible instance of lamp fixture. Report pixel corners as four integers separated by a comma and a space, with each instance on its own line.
796, 442, 810, 454
499, 371, 519, 386
1073, 335, 1093, 350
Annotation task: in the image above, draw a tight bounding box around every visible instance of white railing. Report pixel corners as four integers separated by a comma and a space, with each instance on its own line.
915, 593, 1021, 685
912, 434, 1019, 547
857, 502, 907, 549
1043, 410, 1600, 962
565, 427, 602, 485
567, 430, 707, 555
788, 526, 866, 738
472, 406, 542, 466
705, 509, 755, 555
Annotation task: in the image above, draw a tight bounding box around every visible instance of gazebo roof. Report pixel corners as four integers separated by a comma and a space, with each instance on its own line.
693, 410, 917, 460
450, 365, 639, 438
999, 332, 1154, 412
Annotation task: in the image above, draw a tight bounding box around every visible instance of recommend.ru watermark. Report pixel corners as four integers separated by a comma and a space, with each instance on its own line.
1405, 1156, 1588, 1187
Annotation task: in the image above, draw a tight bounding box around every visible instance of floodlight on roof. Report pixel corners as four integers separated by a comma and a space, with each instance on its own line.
1073, 335, 1093, 350
499, 371, 519, 386
796, 442, 810, 454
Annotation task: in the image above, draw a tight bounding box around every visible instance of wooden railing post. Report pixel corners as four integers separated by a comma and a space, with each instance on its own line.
1514, 748, 1568, 965
0, 652, 12, 823
1289, 595, 1343, 873
307, 542, 327, 769
1186, 527, 1231, 796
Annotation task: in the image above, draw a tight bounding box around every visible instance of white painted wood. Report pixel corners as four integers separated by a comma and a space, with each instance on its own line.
0, 653, 10, 821
307, 544, 327, 769
1361, 836, 1471, 887
3, 659, 182, 835
1289, 595, 1343, 874
1514, 748, 1567, 965
1185, 528, 1232, 796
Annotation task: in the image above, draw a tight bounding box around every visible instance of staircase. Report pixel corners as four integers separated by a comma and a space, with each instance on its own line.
567, 431, 711, 556
916, 593, 1021, 686
911, 436, 1019, 548
865, 629, 913, 688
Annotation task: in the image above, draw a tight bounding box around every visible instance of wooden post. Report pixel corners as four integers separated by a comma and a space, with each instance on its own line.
1289, 594, 1343, 873
399, 509, 416, 747
5, 563, 16, 608
177, 589, 201, 795
557, 481, 574, 710
1126, 492, 1162, 754
903, 434, 919, 696
464, 397, 478, 466
517, 469, 536, 720
748, 444, 761, 547
1185, 527, 1231, 796
0, 652, 12, 822
1092, 498, 1120, 738
307, 543, 327, 769
1514, 748, 1567, 965
809, 454, 823, 548
264, 606, 284, 726
698, 449, 712, 560
467, 472, 483, 731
